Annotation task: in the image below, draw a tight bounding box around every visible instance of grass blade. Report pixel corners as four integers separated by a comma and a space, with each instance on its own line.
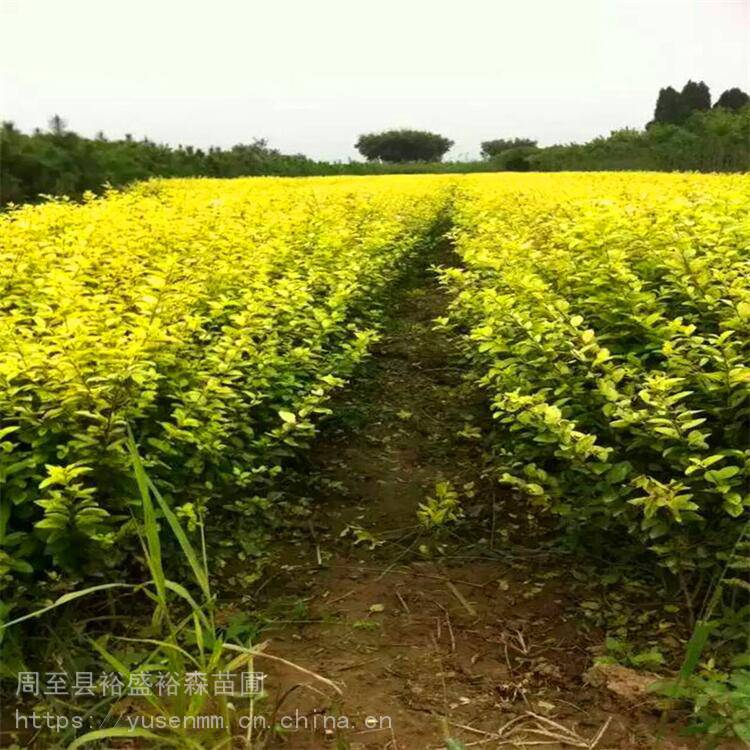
679, 620, 716, 682
127, 427, 168, 609
147, 473, 211, 602
67, 726, 200, 750
0, 584, 134, 631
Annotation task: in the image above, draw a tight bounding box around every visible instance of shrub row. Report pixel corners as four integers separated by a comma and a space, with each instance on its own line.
0, 175, 452, 616
440, 173, 750, 577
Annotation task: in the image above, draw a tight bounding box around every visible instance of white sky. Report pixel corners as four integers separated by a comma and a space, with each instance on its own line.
1, 0, 748, 160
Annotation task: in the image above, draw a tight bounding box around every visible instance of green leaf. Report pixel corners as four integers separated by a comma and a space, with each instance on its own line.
705, 466, 740, 484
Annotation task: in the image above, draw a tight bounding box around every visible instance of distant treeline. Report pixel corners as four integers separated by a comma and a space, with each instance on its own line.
1, 98, 748, 206
0, 118, 495, 205
0, 118, 318, 205
481, 80, 750, 172
516, 105, 750, 173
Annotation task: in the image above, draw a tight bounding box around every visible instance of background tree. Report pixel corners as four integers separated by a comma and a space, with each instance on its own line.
0, 118, 317, 205
355, 129, 454, 162
653, 86, 684, 125
714, 87, 750, 112
679, 80, 711, 116
480, 137, 537, 159
48, 114, 68, 137
652, 81, 712, 126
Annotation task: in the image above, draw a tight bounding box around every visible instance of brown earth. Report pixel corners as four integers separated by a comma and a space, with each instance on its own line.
220, 254, 711, 750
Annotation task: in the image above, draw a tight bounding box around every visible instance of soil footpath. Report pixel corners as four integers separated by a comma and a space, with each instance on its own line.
227, 249, 701, 750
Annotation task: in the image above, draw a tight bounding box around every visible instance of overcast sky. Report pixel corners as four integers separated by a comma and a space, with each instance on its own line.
2, 0, 748, 160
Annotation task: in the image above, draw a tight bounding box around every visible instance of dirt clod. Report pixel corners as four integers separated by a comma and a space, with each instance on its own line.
585, 664, 663, 702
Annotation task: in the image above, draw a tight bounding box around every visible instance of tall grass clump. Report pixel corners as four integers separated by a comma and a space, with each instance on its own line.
2, 430, 340, 748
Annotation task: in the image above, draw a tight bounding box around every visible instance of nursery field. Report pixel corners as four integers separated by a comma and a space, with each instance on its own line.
443, 173, 750, 578
0, 175, 452, 588
0, 172, 749, 749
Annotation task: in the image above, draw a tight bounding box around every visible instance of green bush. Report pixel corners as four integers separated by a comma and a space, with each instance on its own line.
441, 172, 750, 576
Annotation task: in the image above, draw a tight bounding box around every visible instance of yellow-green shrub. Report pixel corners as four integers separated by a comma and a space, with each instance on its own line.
0, 175, 451, 603
441, 173, 750, 574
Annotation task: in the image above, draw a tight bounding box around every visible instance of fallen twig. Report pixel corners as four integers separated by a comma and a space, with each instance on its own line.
444, 579, 478, 617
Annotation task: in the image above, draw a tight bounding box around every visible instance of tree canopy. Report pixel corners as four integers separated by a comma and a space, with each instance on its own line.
652, 80, 711, 125
480, 138, 537, 159
715, 87, 750, 112
355, 129, 454, 162
3, 87, 750, 208
653, 86, 684, 125
680, 80, 711, 114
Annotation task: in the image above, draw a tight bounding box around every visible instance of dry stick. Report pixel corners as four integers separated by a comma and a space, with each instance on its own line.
448, 711, 592, 750
447, 720, 496, 737
486, 636, 529, 658
350, 565, 486, 589
333, 657, 380, 673
514, 629, 528, 654
444, 579, 478, 617
502, 639, 514, 677
268, 683, 304, 736
444, 613, 456, 653
300, 682, 332, 700
415, 570, 487, 589
434, 740, 499, 749
308, 519, 323, 567
518, 728, 587, 748
512, 712, 596, 748
502, 743, 575, 748
588, 716, 613, 749
251, 572, 277, 598
326, 588, 356, 606
551, 697, 588, 715
376, 535, 423, 581
523, 712, 581, 736
431, 597, 457, 653
395, 588, 411, 614
223, 643, 343, 695
496, 713, 531, 737
490, 487, 498, 552
245, 645, 255, 750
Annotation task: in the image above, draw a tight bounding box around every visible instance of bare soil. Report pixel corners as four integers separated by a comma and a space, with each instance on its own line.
226, 253, 708, 749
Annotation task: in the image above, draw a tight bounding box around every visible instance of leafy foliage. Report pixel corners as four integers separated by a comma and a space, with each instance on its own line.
440, 173, 750, 579
678, 80, 712, 117
533, 106, 750, 172
480, 138, 537, 158
715, 87, 750, 112
354, 129, 454, 163
439, 173, 750, 741
653, 86, 684, 126
418, 480, 462, 530
3, 172, 748, 743
0, 175, 452, 617
653, 80, 712, 125
0, 119, 320, 206
4, 100, 750, 209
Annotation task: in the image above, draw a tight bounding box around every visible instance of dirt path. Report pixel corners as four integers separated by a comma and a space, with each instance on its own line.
226, 248, 699, 750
